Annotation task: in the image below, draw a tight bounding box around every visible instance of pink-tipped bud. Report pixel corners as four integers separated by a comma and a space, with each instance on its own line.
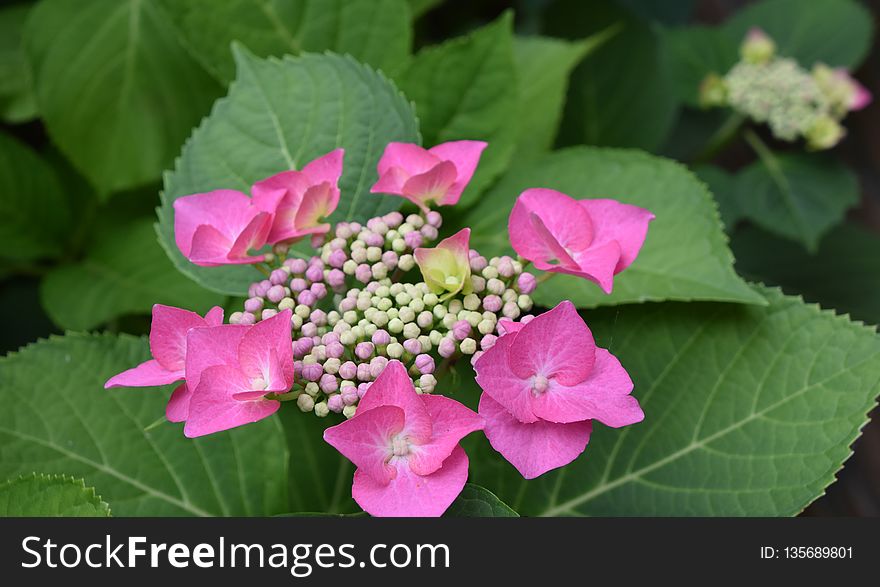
309, 309, 327, 326
482, 294, 502, 313
403, 339, 421, 355
310, 282, 328, 299
355, 264, 372, 283
384, 211, 404, 228
322, 331, 339, 345
364, 232, 384, 247
254, 280, 271, 297
335, 222, 352, 239
327, 394, 344, 413
301, 322, 318, 338
267, 285, 286, 303
438, 337, 456, 358
293, 338, 314, 358
339, 361, 357, 380
244, 297, 264, 313
521, 314, 535, 325
305, 264, 324, 283
469, 255, 488, 272
421, 225, 439, 241
372, 329, 391, 346
480, 334, 497, 351
290, 278, 308, 293
452, 320, 471, 341
497, 256, 515, 278
328, 249, 348, 268
355, 342, 375, 360
415, 354, 435, 375
426, 211, 442, 227
270, 269, 289, 285
357, 382, 371, 398
517, 272, 537, 294
239, 312, 256, 325
285, 258, 308, 274
470, 350, 484, 366
342, 389, 359, 405
404, 231, 423, 249
381, 251, 398, 268
327, 268, 346, 289
310, 234, 326, 248
369, 356, 389, 378
339, 297, 356, 312
298, 290, 317, 307
320, 373, 339, 393
326, 341, 345, 359
302, 363, 323, 382
356, 363, 372, 382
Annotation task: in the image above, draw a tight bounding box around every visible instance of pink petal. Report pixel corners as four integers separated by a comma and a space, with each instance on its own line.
497, 318, 525, 336
185, 325, 248, 393
480, 393, 592, 479
238, 309, 294, 387
428, 140, 488, 204
324, 405, 405, 486
566, 239, 622, 294
204, 306, 225, 326
188, 224, 235, 266
851, 81, 873, 110
508, 301, 596, 386
401, 161, 457, 208
370, 166, 409, 195
376, 142, 440, 177
148, 304, 211, 371
183, 365, 280, 438
474, 334, 539, 424
526, 212, 580, 272
302, 148, 344, 185
166, 383, 190, 422
173, 190, 252, 255
292, 182, 337, 236
104, 359, 181, 388
352, 445, 469, 517
358, 360, 432, 443
508, 189, 594, 264
407, 394, 484, 476
578, 199, 654, 274
252, 171, 308, 213
531, 348, 643, 426
227, 211, 272, 261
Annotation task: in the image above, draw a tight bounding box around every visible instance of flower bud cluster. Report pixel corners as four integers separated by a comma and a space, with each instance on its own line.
229, 210, 538, 420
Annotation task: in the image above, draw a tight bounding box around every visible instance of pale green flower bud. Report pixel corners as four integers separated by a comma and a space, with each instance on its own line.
392, 238, 407, 252
339, 330, 357, 346
459, 338, 477, 355
487, 278, 506, 295
295, 304, 311, 319
327, 311, 340, 326
403, 322, 420, 340
390, 283, 404, 296
387, 307, 399, 320
367, 246, 382, 263
351, 325, 365, 340
448, 299, 463, 314
395, 292, 412, 307
419, 374, 437, 393
406, 215, 423, 228
343, 405, 357, 419
465, 312, 482, 328
314, 401, 330, 417
372, 263, 388, 280
408, 298, 425, 313
398, 254, 415, 271
297, 394, 315, 412
482, 266, 499, 280
423, 293, 439, 308
324, 358, 341, 375
291, 315, 303, 330
386, 229, 400, 242
342, 259, 358, 275
278, 297, 295, 311
417, 311, 434, 329
343, 310, 359, 325
432, 304, 447, 320
371, 310, 389, 327
518, 294, 533, 311
398, 306, 416, 323
376, 285, 391, 298
305, 382, 320, 397
350, 239, 365, 250
442, 314, 457, 329
340, 380, 356, 389
356, 296, 372, 311
470, 275, 486, 293
364, 323, 377, 337
502, 289, 518, 302
302, 355, 318, 365
478, 319, 496, 335
388, 318, 404, 334
387, 342, 404, 358
463, 293, 481, 311
418, 335, 432, 352
429, 330, 443, 346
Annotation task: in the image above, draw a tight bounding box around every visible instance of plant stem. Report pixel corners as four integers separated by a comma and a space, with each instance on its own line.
692, 112, 746, 165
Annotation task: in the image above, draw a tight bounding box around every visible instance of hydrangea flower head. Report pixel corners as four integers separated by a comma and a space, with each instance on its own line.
105, 305, 224, 421
741, 27, 775, 64
812, 63, 873, 116
370, 141, 487, 211
323, 360, 483, 516
252, 149, 344, 244
474, 301, 643, 478
414, 228, 473, 300
174, 190, 272, 266
509, 188, 654, 293
179, 309, 294, 437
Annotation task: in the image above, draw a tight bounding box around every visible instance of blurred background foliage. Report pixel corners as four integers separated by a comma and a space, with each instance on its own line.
1, 0, 878, 515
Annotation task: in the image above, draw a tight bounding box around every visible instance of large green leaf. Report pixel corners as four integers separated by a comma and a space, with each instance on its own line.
511, 33, 606, 162
465, 287, 880, 516
0, 473, 110, 517
661, 26, 738, 106
733, 224, 880, 326
0, 333, 289, 516
444, 483, 518, 517
158, 0, 412, 83
24, 0, 222, 195
395, 12, 517, 203
41, 217, 225, 331
732, 145, 859, 252
724, 0, 873, 69
546, 0, 679, 151
158, 48, 421, 296
463, 147, 764, 308
0, 132, 70, 262
0, 3, 37, 123
277, 405, 359, 515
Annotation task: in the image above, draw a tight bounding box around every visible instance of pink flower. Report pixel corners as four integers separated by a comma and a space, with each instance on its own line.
174, 190, 273, 266
414, 228, 472, 300
252, 149, 344, 244
323, 360, 484, 516
474, 301, 643, 479
105, 305, 224, 419
178, 309, 294, 437
370, 141, 487, 211
508, 188, 654, 294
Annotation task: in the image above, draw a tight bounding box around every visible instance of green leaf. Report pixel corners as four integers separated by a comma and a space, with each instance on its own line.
0, 473, 110, 517
693, 164, 744, 229
0, 131, 70, 262
511, 32, 608, 162
734, 140, 859, 252
463, 147, 765, 308
407, 0, 442, 19
444, 483, 518, 517
467, 286, 880, 516
546, 0, 679, 151
395, 12, 517, 203
0, 333, 289, 516
24, 0, 222, 195
277, 404, 359, 515
158, 48, 420, 296
40, 217, 225, 331
0, 3, 37, 123
158, 0, 413, 83
724, 0, 873, 69
661, 26, 738, 106
733, 224, 880, 326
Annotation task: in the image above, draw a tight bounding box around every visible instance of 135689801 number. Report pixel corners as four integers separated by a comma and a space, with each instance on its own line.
783, 547, 853, 559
